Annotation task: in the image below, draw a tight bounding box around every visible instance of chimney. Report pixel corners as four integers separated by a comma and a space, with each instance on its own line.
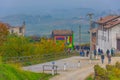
100, 17, 103, 21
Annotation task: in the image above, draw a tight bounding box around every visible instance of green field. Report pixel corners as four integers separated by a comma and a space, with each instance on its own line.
0, 63, 52, 80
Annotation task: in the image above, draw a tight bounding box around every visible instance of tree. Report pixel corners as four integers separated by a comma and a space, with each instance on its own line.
0, 23, 9, 45
0, 36, 35, 57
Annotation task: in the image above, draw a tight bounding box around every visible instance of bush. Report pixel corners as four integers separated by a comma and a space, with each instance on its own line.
0, 35, 68, 65
94, 62, 120, 80
94, 65, 109, 80
85, 74, 94, 80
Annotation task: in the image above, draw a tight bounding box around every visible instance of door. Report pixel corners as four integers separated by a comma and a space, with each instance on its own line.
117, 39, 120, 51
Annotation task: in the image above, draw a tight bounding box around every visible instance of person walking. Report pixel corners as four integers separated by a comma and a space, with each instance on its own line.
82, 49, 85, 57
108, 54, 111, 64
111, 48, 114, 56
106, 49, 110, 57
79, 50, 82, 56
101, 49, 103, 55
86, 50, 89, 57
101, 53, 105, 64
94, 49, 97, 59
98, 48, 101, 55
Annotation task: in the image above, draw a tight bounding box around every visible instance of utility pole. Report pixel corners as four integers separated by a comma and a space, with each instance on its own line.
79, 25, 81, 50
87, 13, 94, 60
79, 17, 83, 50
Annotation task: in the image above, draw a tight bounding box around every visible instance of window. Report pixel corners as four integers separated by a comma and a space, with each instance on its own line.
11, 29, 14, 33
19, 28, 22, 33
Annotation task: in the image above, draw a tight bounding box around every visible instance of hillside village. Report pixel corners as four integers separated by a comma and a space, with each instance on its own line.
1, 15, 120, 52
0, 13, 120, 80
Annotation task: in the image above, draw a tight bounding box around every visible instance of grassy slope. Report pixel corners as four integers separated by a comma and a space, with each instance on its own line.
0, 64, 52, 80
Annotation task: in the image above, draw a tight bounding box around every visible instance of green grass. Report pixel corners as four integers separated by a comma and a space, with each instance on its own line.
3, 51, 79, 66
86, 77, 93, 80
85, 74, 94, 80
0, 63, 52, 80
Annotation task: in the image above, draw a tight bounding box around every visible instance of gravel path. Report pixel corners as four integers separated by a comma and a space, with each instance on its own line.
23, 56, 120, 80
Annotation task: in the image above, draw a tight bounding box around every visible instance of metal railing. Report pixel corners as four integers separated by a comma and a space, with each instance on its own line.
2, 51, 79, 66
43, 65, 58, 75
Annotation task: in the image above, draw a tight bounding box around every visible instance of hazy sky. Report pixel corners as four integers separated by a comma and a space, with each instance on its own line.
0, 0, 120, 16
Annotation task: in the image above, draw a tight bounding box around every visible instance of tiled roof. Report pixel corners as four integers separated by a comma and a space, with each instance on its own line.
96, 15, 120, 29
104, 19, 120, 28
52, 30, 73, 36
96, 15, 119, 24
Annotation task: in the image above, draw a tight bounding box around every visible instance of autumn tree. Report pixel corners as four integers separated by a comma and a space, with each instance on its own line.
0, 23, 9, 45
0, 35, 35, 57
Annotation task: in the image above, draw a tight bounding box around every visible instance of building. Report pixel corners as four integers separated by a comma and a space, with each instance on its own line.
94, 15, 120, 52
52, 30, 74, 49
0, 22, 25, 36
91, 28, 98, 50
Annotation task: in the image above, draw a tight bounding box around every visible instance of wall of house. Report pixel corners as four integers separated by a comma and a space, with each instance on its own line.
97, 30, 111, 53
111, 24, 120, 49
9, 26, 25, 36
97, 24, 120, 53
53, 35, 74, 49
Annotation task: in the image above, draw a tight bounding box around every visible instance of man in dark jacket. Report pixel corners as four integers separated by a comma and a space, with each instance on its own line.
101, 54, 105, 64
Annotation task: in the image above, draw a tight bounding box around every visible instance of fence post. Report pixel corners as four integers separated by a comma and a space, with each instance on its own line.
52, 61, 55, 75
64, 63, 67, 71
78, 61, 81, 67
43, 65, 44, 73
56, 66, 57, 74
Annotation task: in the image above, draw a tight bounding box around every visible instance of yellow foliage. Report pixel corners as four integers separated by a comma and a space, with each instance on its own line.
0, 23, 9, 45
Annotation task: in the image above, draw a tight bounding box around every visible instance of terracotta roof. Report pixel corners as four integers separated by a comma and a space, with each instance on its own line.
104, 18, 120, 28
52, 30, 73, 36
96, 15, 120, 29
96, 15, 119, 24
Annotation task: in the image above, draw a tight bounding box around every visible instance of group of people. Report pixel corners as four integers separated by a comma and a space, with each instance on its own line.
98, 48, 115, 64
79, 49, 90, 57
79, 48, 115, 64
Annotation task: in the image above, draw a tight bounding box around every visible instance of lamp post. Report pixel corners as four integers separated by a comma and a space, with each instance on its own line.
87, 13, 94, 60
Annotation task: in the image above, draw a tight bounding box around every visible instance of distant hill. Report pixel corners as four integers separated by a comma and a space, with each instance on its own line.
0, 8, 119, 44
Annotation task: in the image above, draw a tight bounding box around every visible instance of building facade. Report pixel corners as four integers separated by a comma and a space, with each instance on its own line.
52, 30, 74, 49
8, 25, 25, 36
95, 15, 120, 53
4, 22, 25, 36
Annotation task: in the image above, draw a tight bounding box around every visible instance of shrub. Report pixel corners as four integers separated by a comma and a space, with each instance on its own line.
94, 65, 109, 80
94, 62, 120, 80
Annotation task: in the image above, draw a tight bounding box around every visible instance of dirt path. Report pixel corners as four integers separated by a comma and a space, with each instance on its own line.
50, 57, 120, 80
50, 65, 94, 80
23, 56, 120, 80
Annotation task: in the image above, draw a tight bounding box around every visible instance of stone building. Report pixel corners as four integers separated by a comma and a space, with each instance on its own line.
52, 30, 74, 49
1, 22, 25, 36
93, 15, 120, 52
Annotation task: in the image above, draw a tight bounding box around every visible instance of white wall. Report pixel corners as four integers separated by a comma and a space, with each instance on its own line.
97, 24, 120, 53
111, 24, 120, 49
97, 30, 111, 53
9, 27, 25, 36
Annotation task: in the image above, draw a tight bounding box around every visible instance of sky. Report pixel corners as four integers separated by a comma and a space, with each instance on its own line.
0, 0, 120, 16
